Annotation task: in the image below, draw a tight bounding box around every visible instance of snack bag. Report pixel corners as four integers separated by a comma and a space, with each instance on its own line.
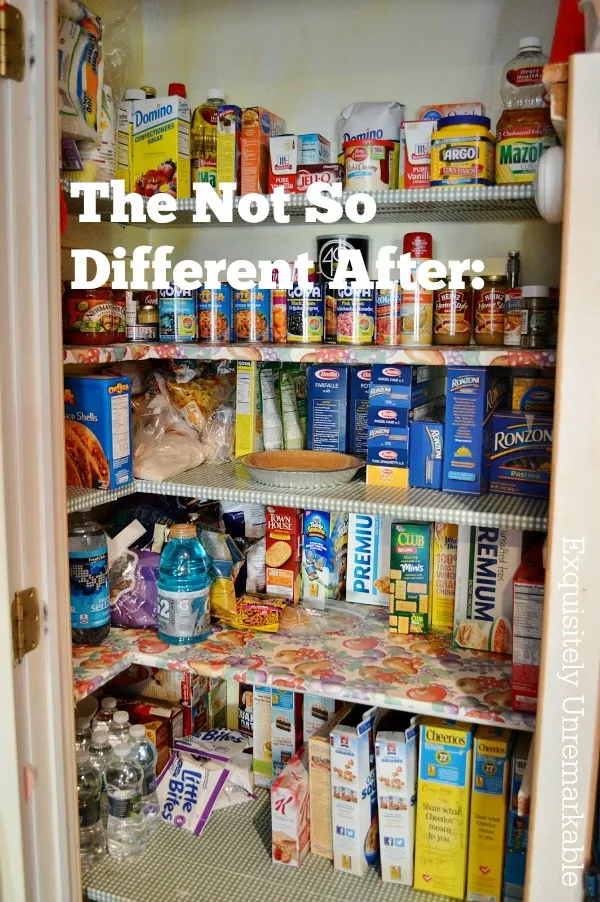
58, 0, 103, 140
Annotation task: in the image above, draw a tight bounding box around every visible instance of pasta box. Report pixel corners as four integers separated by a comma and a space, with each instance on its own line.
271, 689, 303, 778
511, 377, 555, 413
409, 419, 444, 489
369, 366, 445, 407
265, 506, 302, 603
307, 365, 349, 452
347, 366, 371, 458
271, 748, 310, 867
489, 412, 553, 499
511, 543, 545, 712
346, 513, 392, 605
64, 375, 133, 490
389, 522, 432, 634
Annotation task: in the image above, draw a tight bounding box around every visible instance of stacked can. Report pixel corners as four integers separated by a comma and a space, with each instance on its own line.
126, 290, 159, 342
316, 234, 369, 341
375, 283, 402, 344
286, 283, 324, 342
158, 284, 197, 342
335, 286, 375, 344
196, 284, 233, 342
233, 286, 271, 342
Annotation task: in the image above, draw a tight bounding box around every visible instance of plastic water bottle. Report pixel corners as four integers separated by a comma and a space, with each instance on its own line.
89, 728, 114, 823
501, 37, 548, 110
157, 523, 212, 645
68, 513, 110, 646
109, 711, 130, 748
93, 696, 117, 729
129, 725, 160, 830
75, 717, 92, 751
76, 749, 105, 867
105, 743, 147, 859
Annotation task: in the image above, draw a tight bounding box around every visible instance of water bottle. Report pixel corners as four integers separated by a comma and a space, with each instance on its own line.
76, 749, 105, 867
105, 743, 147, 860
129, 725, 160, 830
93, 696, 117, 729
89, 728, 114, 823
68, 513, 111, 646
501, 37, 548, 110
157, 523, 212, 645
75, 717, 92, 751
109, 711, 130, 748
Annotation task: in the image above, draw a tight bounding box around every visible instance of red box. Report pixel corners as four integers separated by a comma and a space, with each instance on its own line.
266, 506, 303, 602
269, 163, 343, 195
511, 543, 545, 712
118, 697, 184, 748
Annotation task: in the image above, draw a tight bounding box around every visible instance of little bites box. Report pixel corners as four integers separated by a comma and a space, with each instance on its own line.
265, 506, 302, 603
132, 96, 190, 198
271, 748, 310, 867
389, 522, 432, 635
346, 513, 392, 606
241, 107, 285, 194
414, 718, 475, 899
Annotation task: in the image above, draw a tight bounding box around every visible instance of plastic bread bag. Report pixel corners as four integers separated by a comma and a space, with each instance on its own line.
156, 751, 229, 835
279, 367, 303, 450
245, 538, 266, 593
221, 503, 266, 539
105, 360, 152, 396
260, 365, 283, 451
200, 404, 235, 463
198, 529, 244, 622
280, 600, 368, 636
58, 0, 104, 140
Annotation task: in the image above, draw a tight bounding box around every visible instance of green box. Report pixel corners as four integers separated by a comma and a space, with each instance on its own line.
389, 523, 432, 634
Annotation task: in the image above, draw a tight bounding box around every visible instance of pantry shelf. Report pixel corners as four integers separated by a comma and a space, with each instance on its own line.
73, 609, 535, 731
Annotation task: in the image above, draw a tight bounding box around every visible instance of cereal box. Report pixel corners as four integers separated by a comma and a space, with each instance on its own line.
375, 711, 419, 885
331, 704, 379, 877
131, 96, 190, 198
216, 105, 242, 193
241, 106, 285, 195
309, 703, 352, 859
226, 680, 254, 735
307, 365, 349, 452
467, 726, 514, 902
453, 526, 523, 653
272, 748, 310, 867
409, 419, 445, 489
265, 506, 302, 603
503, 733, 532, 901
347, 366, 370, 458
430, 523, 458, 633
303, 695, 338, 744
346, 514, 392, 605
302, 510, 348, 603
206, 678, 227, 729
489, 412, 553, 499
298, 133, 331, 164
511, 543, 545, 712
235, 361, 263, 457
414, 718, 475, 899
64, 375, 133, 490
419, 102, 485, 120
402, 120, 437, 189
389, 523, 432, 634
253, 685, 273, 788
271, 689, 303, 778
511, 377, 555, 413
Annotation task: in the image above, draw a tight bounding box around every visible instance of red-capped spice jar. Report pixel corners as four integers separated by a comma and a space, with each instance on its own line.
473, 274, 507, 346
399, 231, 433, 346
434, 277, 473, 345
63, 285, 114, 345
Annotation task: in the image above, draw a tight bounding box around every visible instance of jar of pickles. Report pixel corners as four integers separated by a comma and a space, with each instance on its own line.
473, 274, 507, 346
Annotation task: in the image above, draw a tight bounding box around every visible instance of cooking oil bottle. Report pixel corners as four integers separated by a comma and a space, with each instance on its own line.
191, 89, 225, 187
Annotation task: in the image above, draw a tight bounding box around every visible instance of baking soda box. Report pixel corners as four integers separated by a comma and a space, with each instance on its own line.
414, 718, 475, 899
346, 514, 392, 606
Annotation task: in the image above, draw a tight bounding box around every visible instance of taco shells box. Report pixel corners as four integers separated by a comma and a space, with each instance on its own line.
64, 375, 132, 490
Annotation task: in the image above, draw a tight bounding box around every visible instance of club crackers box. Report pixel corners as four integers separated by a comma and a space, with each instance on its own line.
265, 506, 302, 603
307, 365, 349, 453
348, 366, 371, 457
271, 689, 303, 778
489, 412, 553, 499
309, 703, 353, 859
503, 732, 532, 901
389, 522, 432, 634
346, 514, 392, 606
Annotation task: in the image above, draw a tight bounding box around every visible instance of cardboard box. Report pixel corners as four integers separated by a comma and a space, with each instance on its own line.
268, 134, 299, 193
272, 748, 310, 867
271, 689, 303, 778
366, 462, 409, 488
216, 105, 242, 193
511, 377, 555, 413
367, 394, 444, 430
265, 506, 302, 603
347, 366, 371, 458
241, 106, 285, 194
253, 685, 273, 788
369, 366, 444, 406
302, 510, 348, 603
454, 526, 523, 653
303, 695, 338, 744
489, 412, 553, 499
375, 711, 419, 885
503, 733, 532, 901
309, 703, 352, 859
511, 543, 545, 712
131, 96, 190, 198
141, 669, 206, 706
116, 99, 135, 191
298, 133, 331, 164
443, 367, 509, 495
430, 523, 458, 633
307, 364, 349, 452
235, 361, 263, 457
418, 102, 485, 120
206, 678, 227, 729
118, 698, 184, 753
367, 426, 410, 467
64, 375, 133, 490
467, 726, 514, 902
295, 163, 343, 194
389, 522, 432, 634
409, 420, 444, 489
414, 718, 475, 899
331, 704, 379, 876
226, 680, 254, 735
402, 119, 437, 189
346, 514, 392, 605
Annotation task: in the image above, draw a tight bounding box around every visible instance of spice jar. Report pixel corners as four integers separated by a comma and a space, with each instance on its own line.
63, 285, 115, 345
434, 277, 472, 345
473, 274, 507, 346
520, 285, 551, 349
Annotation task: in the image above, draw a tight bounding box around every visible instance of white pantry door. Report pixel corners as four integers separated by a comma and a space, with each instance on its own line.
0, 0, 81, 900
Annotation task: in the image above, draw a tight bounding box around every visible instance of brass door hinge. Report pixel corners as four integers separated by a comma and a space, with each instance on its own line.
0, 4, 25, 82
12, 588, 40, 662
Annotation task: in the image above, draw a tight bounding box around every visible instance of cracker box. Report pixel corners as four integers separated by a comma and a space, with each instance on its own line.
418, 102, 485, 120
414, 718, 475, 899
64, 375, 133, 490
331, 704, 379, 876
503, 732, 532, 901
430, 522, 458, 633
375, 711, 419, 885
269, 134, 299, 193
253, 685, 273, 788
303, 695, 338, 744
402, 119, 437, 189
302, 510, 348, 603
265, 506, 302, 603
241, 106, 285, 195
467, 726, 513, 902
348, 366, 370, 458
307, 365, 349, 453
346, 514, 392, 605
409, 420, 444, 489
131, 96, 190, 198
389, 522, 432, 634
443, 367, 509, 495
511, 543, 545, 712
511, 377, 555, 413
453, 526, 523, 653
271, 748, 310, 867
298, 133, 331, 164
489, 412, 553, 499
309, 703, 352, 859
271, 689, 303, 777
235, 361, 263, 457
216, 105, 242, 193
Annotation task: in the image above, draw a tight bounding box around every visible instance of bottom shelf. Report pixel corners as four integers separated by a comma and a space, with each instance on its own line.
84, 791, 448, 902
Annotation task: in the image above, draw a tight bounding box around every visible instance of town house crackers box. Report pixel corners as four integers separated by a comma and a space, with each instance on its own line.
265, 506, 302, 603
389, 522, 432, 634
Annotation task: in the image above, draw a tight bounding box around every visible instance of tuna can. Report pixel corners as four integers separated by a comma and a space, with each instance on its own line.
343, 138, 395, 191
234, 286, 271, 342
196, 284, 233, 342
375, 283, 402, 345
158, 284, 197, 342
286, 283, 324, 343
335, 287, 375, 344
316, 234, 369, 341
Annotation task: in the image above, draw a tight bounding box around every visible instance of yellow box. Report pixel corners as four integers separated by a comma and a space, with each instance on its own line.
132, 96, 191, 198
467, 726, 513, 902
414, 717, 475, 899
431, 523, 458, 633
235, 361, 263, 458
366, 464, 408, 488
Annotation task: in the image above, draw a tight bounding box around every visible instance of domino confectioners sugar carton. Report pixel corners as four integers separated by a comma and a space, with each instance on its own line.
271, 748, 310, 867
375, 711, 419, 885
132, 95, 191, 198
308, 703, 352, 859
503, 732, 532, 901
253, 685, 273, 788
414, 718, 475, 899
346, 514, 393, 606
467, 726, 514, 902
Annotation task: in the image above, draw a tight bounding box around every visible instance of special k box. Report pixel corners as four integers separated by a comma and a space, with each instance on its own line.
241, 107, 285, 194
265, 506, 302, 603
414, 718, 475, 899
271, 748, 310, 867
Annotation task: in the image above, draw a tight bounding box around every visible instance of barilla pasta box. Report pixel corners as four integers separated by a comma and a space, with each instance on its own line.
368, 394, 445, 430
303, 695, 338, 744
489, 412, 553, 499
453, 526, 523, 653
235, 361, 263, 457
216, 105, 242, 193
430, 523, 458, 633
241, 106, 285, 194
511, 376, 555, 413
503, 732, 532, 901
265, 506, 302, 603
271, 689, 303, 778
298, 133, 331, 164
271, 748, 310, 867
389, 522, 432, 634
402, 120, 437, 189
253, 685, 273, 788
511, 543, 545, 712
132, 96, 190, 198
348, 366, 371, 458
331, 704, 379, 876
443, 367, 509, 495
309, 703, 352, 859
409, 419, 444, 489
307, 365, 349, 452
302, 510, 348, 602
64, 375, 133, 490
375, 711, 419, 885
369, 364, 444, 405
366, 425, 410, 488
414, 718, 475, 899
346, 514, 393, 606
467, 727, 514, 902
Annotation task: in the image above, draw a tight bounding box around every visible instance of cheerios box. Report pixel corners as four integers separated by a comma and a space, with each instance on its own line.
489, 412, 553, 499
331, 704, 379, 876
346, 514, 392, 606
389, 522, 432, 634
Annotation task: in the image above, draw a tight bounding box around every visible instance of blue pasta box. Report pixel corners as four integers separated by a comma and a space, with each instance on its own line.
64, 375, 133, 490
370, 364, 439, 387
489, 412, 553, 499
366, 425, 410, 488
367, 395, 445, 430
307, 365, 349, 452
348, 366, 371, 457
409, 420, 444, 489
442, 367, 509, 495
369, 365, 445, 407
